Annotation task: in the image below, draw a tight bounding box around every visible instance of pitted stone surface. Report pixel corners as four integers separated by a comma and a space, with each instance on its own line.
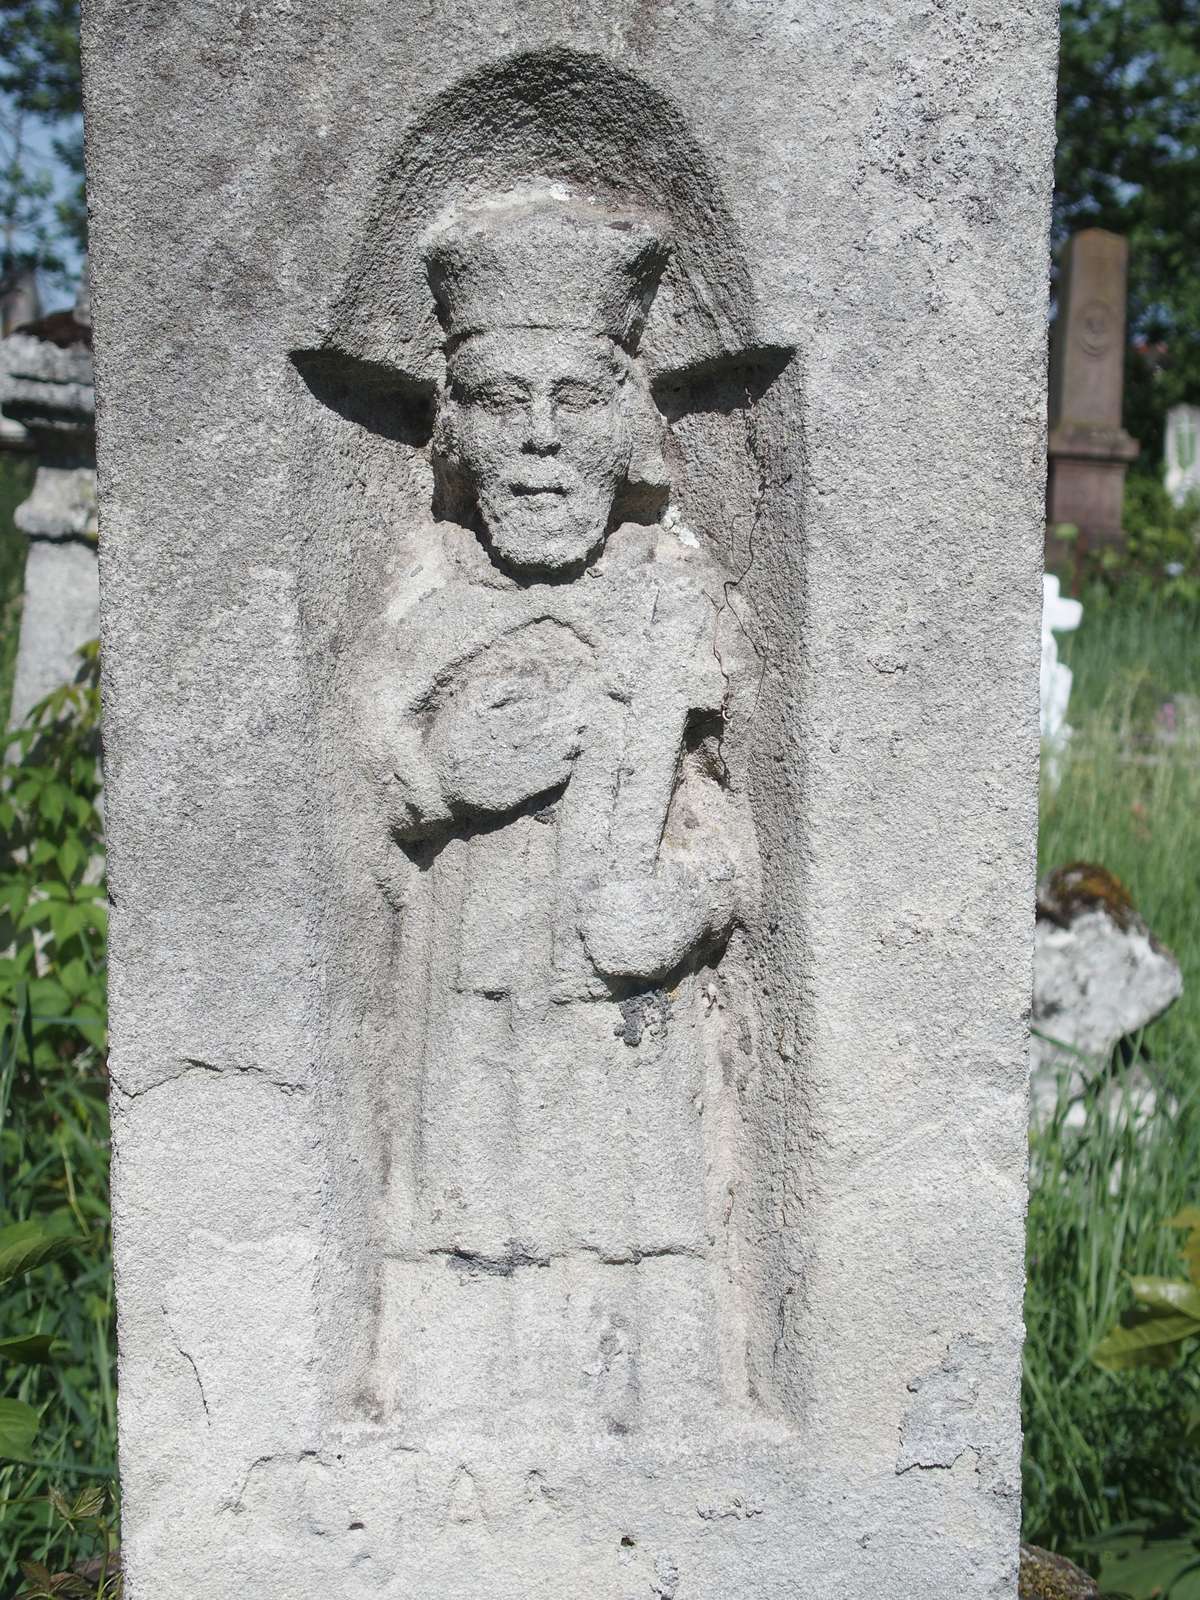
84, 7, 1054, 1596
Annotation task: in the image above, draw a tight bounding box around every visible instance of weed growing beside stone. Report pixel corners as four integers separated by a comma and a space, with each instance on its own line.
0, 656, 116, 1589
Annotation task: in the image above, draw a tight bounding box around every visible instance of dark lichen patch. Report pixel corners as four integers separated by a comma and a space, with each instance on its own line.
1018, 1544, 1099, 1599
1036, 861, 1139, 933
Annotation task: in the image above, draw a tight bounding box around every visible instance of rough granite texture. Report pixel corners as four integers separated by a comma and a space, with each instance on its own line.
82, 4, 1056, 1596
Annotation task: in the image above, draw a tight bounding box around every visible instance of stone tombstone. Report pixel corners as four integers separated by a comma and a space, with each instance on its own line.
0, 281, 97, 725
1165, 403, 1200, 508
1047, 229, 1139, 554
83, 11, 1055, 1599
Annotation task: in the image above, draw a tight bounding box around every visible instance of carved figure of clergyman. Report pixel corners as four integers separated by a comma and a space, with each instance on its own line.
354, 189, 761, 1427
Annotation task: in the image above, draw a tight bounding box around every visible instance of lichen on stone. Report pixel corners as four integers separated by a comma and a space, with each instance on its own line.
1036, 861, 1138, 933
1018, 1543, 1100, 1600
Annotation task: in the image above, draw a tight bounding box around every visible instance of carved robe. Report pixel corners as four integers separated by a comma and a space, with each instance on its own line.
354, 518, 759, 1426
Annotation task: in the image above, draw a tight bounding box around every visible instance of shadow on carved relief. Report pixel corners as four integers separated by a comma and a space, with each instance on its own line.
294, 47, 806, 1442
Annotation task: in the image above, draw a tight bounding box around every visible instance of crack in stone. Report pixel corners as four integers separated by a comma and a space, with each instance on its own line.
114, 1057, 308, 1100
391, 1242, 709, 1276
164, 1308, 210, 1428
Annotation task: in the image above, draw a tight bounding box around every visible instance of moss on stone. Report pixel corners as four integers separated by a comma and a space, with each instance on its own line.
1036, 861, 1138, 933
1018, 1544, 1100, 1599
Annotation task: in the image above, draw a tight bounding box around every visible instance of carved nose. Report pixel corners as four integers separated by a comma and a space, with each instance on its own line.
522, 397, 560, 455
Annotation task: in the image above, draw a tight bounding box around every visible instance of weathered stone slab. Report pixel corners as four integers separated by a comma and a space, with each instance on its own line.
1047, 229, 1139, 555
83, 7, 1056, 1596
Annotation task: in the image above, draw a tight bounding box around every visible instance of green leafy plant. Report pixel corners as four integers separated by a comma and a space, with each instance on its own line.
15, 1483, 121, 1599
0, 641, 106, 1068
1093, 1209, 1200, 1372
0, 1216, 82, 1461
1075, 1213, 1200, 1597
1062, 478, 1200, 610
0, 646, 115, 1588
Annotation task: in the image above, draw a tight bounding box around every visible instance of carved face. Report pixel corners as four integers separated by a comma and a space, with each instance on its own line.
440, 329, 631, 574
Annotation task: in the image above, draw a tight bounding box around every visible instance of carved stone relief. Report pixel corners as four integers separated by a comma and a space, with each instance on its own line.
294, 48, 802, 1450
356, 190, 769, 1436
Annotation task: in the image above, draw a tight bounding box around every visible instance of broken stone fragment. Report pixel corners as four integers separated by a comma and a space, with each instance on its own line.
1018, 1544, 1099, 1600
1030, 862, 1183, 1128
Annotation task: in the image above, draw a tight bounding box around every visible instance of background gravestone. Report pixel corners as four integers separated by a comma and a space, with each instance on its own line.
0, 283, 97, 726
1047, 229, 1139, 559
83, 7, 1056, 1597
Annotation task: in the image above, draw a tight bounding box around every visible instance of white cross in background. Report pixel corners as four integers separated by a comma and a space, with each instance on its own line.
1041, 573, 1083, 788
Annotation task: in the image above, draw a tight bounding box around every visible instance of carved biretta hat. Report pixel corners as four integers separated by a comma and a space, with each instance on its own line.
423, 192, 672, 354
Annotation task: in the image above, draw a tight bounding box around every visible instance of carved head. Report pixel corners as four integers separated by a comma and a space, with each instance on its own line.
426, 197, 670, 575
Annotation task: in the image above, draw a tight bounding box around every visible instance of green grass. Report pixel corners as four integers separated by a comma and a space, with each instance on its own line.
1024, 590, 1200, 1591
0, 1048, 116, 1589
1041, 591, 1200, 1084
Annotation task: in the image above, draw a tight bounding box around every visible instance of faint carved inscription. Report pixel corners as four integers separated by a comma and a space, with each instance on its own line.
1076, 297, 1115, 358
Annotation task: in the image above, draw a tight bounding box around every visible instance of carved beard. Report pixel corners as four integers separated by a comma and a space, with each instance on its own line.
473, 475, 619, 575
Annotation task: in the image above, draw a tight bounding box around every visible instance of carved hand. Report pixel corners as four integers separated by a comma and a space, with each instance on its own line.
431, 670, 587, 817
580, 864, 739, 984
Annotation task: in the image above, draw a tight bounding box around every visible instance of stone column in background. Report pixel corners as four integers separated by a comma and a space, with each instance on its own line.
0, 279, 97, 726
0, 268, 41, 336
1047, 229, 1139, 559
83, 8, 1056, 1597
1165, 403, 1200, 508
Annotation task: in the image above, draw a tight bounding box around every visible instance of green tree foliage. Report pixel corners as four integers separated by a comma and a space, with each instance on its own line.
0, 0, 82, 285
1056, 0, 1200, 465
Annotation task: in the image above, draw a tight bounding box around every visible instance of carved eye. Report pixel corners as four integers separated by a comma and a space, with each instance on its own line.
459, 381, 528, 414
553, 380, 609, 413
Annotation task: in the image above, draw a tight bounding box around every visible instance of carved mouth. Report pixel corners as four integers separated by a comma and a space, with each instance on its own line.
509, 483, 568, 497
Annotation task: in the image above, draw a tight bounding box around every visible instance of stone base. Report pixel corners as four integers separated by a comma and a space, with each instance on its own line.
1046, 426, 1139, 558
